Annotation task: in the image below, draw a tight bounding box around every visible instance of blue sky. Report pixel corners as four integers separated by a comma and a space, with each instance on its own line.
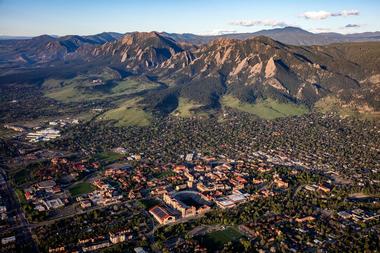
0, 0, 379, 36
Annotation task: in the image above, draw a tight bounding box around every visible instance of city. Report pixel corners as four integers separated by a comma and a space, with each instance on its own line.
0, 112, 379, 252
0, 0, 379, 252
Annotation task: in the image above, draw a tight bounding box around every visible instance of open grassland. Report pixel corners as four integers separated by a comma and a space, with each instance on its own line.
315, 95, 380, 120
172, 97, 203, 118
110, 78, 159, 94
221, 95, 308, 119
98, 98, 152, 126
44, 75, 160, 103
315, 96, 356, 116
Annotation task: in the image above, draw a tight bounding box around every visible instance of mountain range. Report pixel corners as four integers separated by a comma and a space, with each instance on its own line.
163, 27, 380, 45
2, 27, 380, 69
0, 27, 379, 123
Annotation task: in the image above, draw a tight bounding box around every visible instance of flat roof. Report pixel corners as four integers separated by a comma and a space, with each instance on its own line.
228, 194, 246, 202
149, 205, 171, 220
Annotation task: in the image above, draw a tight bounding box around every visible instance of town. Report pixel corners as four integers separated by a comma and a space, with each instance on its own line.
0, 112, 379, 252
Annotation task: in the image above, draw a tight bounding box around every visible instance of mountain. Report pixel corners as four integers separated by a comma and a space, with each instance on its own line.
0, 32, 123, 69
0, 35, 34, 40
0, 31, 379, 121
163, 27, 380, 46
146, 36, 379, 113
2, 27, 380, 70
79, 32, 184, 73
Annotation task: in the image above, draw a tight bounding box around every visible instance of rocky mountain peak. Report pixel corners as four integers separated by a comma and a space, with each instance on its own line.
121, 31, 162, 45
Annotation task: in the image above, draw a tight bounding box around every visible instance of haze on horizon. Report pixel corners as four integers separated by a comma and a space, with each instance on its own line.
0, 0, 379, 37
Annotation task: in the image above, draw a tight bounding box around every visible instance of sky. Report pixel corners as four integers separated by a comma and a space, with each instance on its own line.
0, 0, 379, 36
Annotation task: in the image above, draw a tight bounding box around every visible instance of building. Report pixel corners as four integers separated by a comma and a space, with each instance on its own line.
163, 192, 211, 217
80, 200, 92, 209
82, 241, 110, 252
150, 186, 168, 196
26, 128, 61, 142
274, 178, 288, 188
163, 193, 196, 217
134, 247, 148, 253
112, 147, 127, 154
318, 185, 331, 193
149, 205, 175, 224
105, 163, 132, 176
175, 184, 187, 191
109, 232, 126, 244
304, 185, 318, 192
185, 153, 194, 162
1, 236, 16, 245
48, 246, 65, 253
215, 190, 248, 209
3, 124, 24, 132
337, 211, 352, 219
36, 180, 56, 190
184, 169, 194, 182
196, 182, 216, 193
295, 216, 316, 223
43, 198, 64, 210
215, 198, 236, 209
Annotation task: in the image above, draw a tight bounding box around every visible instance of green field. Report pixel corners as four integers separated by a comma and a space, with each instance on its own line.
44, 74, 160, 103
221, 95, 309, 119
199, 227, 243, 250
98, 98, 152, 126
110, 78, 159, 94
69, 182, 95, 197
172, 97, 203, 118
94, 151, 125, 164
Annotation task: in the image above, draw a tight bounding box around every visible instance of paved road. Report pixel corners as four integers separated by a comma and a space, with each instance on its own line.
146, 211, 208, 237
0, 171, 39, 252
31, 197, 150, 228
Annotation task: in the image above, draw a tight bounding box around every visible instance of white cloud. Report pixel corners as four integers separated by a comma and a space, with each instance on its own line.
300, 10, 359, 20
301, 11, 331, 20
229, 19, 289, 28
200, 29, 238, 36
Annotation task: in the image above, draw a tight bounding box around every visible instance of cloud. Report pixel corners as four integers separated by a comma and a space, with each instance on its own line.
344, 24, 360, 28
229, 19, 289, 28
200, 29, 238, 36
300, 10, 359, 20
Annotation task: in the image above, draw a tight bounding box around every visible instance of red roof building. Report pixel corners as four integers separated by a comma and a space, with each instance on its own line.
149, 205, 175, 225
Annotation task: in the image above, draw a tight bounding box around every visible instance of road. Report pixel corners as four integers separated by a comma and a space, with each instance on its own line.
31, 197, 151, 228
0, 170, 39, 252
146, 211, 208, 238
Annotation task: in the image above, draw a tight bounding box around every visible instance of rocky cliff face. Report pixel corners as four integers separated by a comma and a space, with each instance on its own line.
84, 32, 184, 73
1, 31, 379, 114
149, 36, 377, 111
